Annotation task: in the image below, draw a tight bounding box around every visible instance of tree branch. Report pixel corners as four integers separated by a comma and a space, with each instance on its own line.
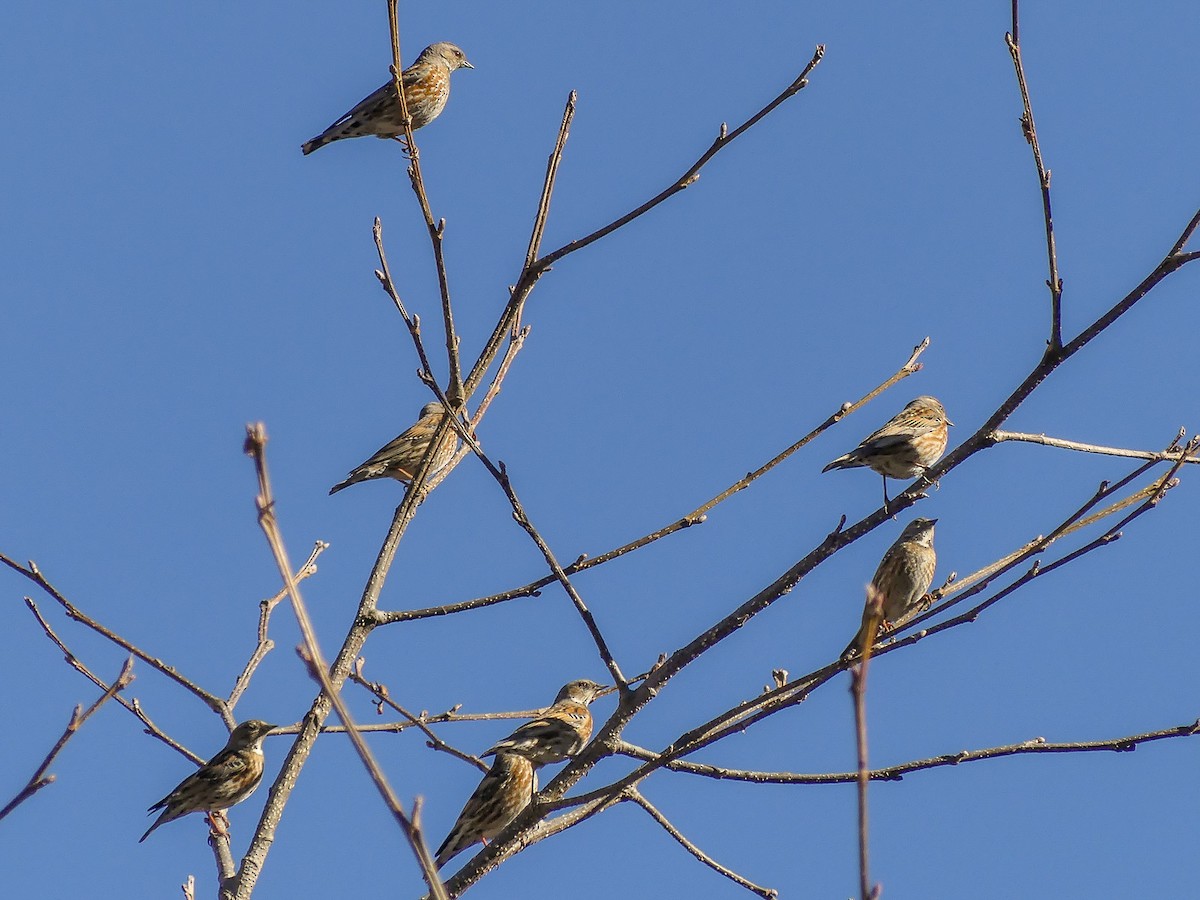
988, 429, 1199, 465
626, 790, 777, 899
240, 424, 447, 900
1, 553, 229, 722
1007, 0, 1063, 351
0, 657, 134, 821
376, 336, 929, 625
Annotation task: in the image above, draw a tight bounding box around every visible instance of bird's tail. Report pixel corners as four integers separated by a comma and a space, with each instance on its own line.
139, 808, 170, 843
301, 132, 333, 156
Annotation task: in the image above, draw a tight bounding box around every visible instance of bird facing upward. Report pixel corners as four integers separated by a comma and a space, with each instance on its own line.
329, 401, 459, 495
139, 719, 275, 842
822, 395, 952, 508
434, 752, 536, 869
302, 42, 473, 155
483, 679, 605, 767
842, 517, 938, 659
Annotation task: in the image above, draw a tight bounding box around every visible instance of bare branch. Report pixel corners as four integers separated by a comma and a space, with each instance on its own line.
349, 658, 489, 773
850, 590, 880, 900
0, 657, 134, 821
1, 553, 229, 721
1006, 1, 1063, 351
377, 336, 929, 625
463, 45, 826, 403
384, 0, 464, 404
240, 424, 447, 900
228, 542, 328, 711
21, 598, 203, 764
626, 790, 777, 899
989, 429, 1200, 464
614, 717, 1200, 784
535, 46, 826, 271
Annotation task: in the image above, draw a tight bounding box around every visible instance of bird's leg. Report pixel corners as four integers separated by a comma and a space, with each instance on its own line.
206, 810, 230, 837
882, 476, 892, 515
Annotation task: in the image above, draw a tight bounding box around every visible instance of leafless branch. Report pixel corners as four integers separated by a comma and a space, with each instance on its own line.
21, 598, 203, 764
375, 336, 929, 625
1, 553, 229, 722
384, 0, 464, 404
228, 542, 328, 711
850, 588, 880, 900
0, 657, 134, 821
240, 424, 447, 900
1006, 0, 1063, 350
626, 790, 777, 899
463, 46, 826, 402
349, 658, 489, 773
614, 717, 1200, 785
988, 429, 1199, 464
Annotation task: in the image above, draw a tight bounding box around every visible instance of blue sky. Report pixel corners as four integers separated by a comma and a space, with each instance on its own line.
3, 3, 1198, 898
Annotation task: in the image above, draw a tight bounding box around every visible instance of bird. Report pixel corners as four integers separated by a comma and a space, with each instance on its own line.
842, 517, 938, 659
434, 752, 536, 869
329, 401, 459, 495
482, 679, 605, 767
302, 42, 473, 155
139, 719, 275, 842
822, 395, 952, 509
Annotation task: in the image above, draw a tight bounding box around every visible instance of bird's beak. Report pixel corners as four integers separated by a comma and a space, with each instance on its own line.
461, 59, 475, 69
927, 518, 939, 526
946, 418, 955, 426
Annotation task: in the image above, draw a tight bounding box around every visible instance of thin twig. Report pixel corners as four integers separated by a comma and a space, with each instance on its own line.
463, 47, 826, 402
349, 658, 489, 773
0, 553, 228, 721
241, 424, 448, 900
376, 337, 929, 625
849, 597, 877, 900
626, 790, 777, 899
384, 0, 463, 405
988, 429, 1200, 464
0, 657, 134, 821
464, 93, 576, 400
21, 598, 202, 764
1007, 0, 1063, 351
228, 542, 328, 710
613, 718, 1200, 784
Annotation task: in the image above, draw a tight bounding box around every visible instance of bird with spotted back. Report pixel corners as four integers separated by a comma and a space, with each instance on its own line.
822, 395, 952, 509
483, 679, 604, 767
302, 42, 473, 155
434, 751, 536, 869
842, 517, 938, 659
139, 719, 275, 842
329, 401, 459, 495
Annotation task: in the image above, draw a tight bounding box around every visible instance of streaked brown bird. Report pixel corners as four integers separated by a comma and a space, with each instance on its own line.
139, 719, 275, 842
822, 395, 952, 508
329, 401, 459, 495
842, 517, 938, 659
434, 752, 536, 869
483, 679, 604, 767
302, 42, 473, 155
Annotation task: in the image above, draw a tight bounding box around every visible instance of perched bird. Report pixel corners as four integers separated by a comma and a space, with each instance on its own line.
302, 42, 473, 155
483, 679, 605, 767
434, 752, 536, 869
822, 395, 952, 508
139, 719, 275, 842
329, 401, 459, 495
842, 517, 938, 659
